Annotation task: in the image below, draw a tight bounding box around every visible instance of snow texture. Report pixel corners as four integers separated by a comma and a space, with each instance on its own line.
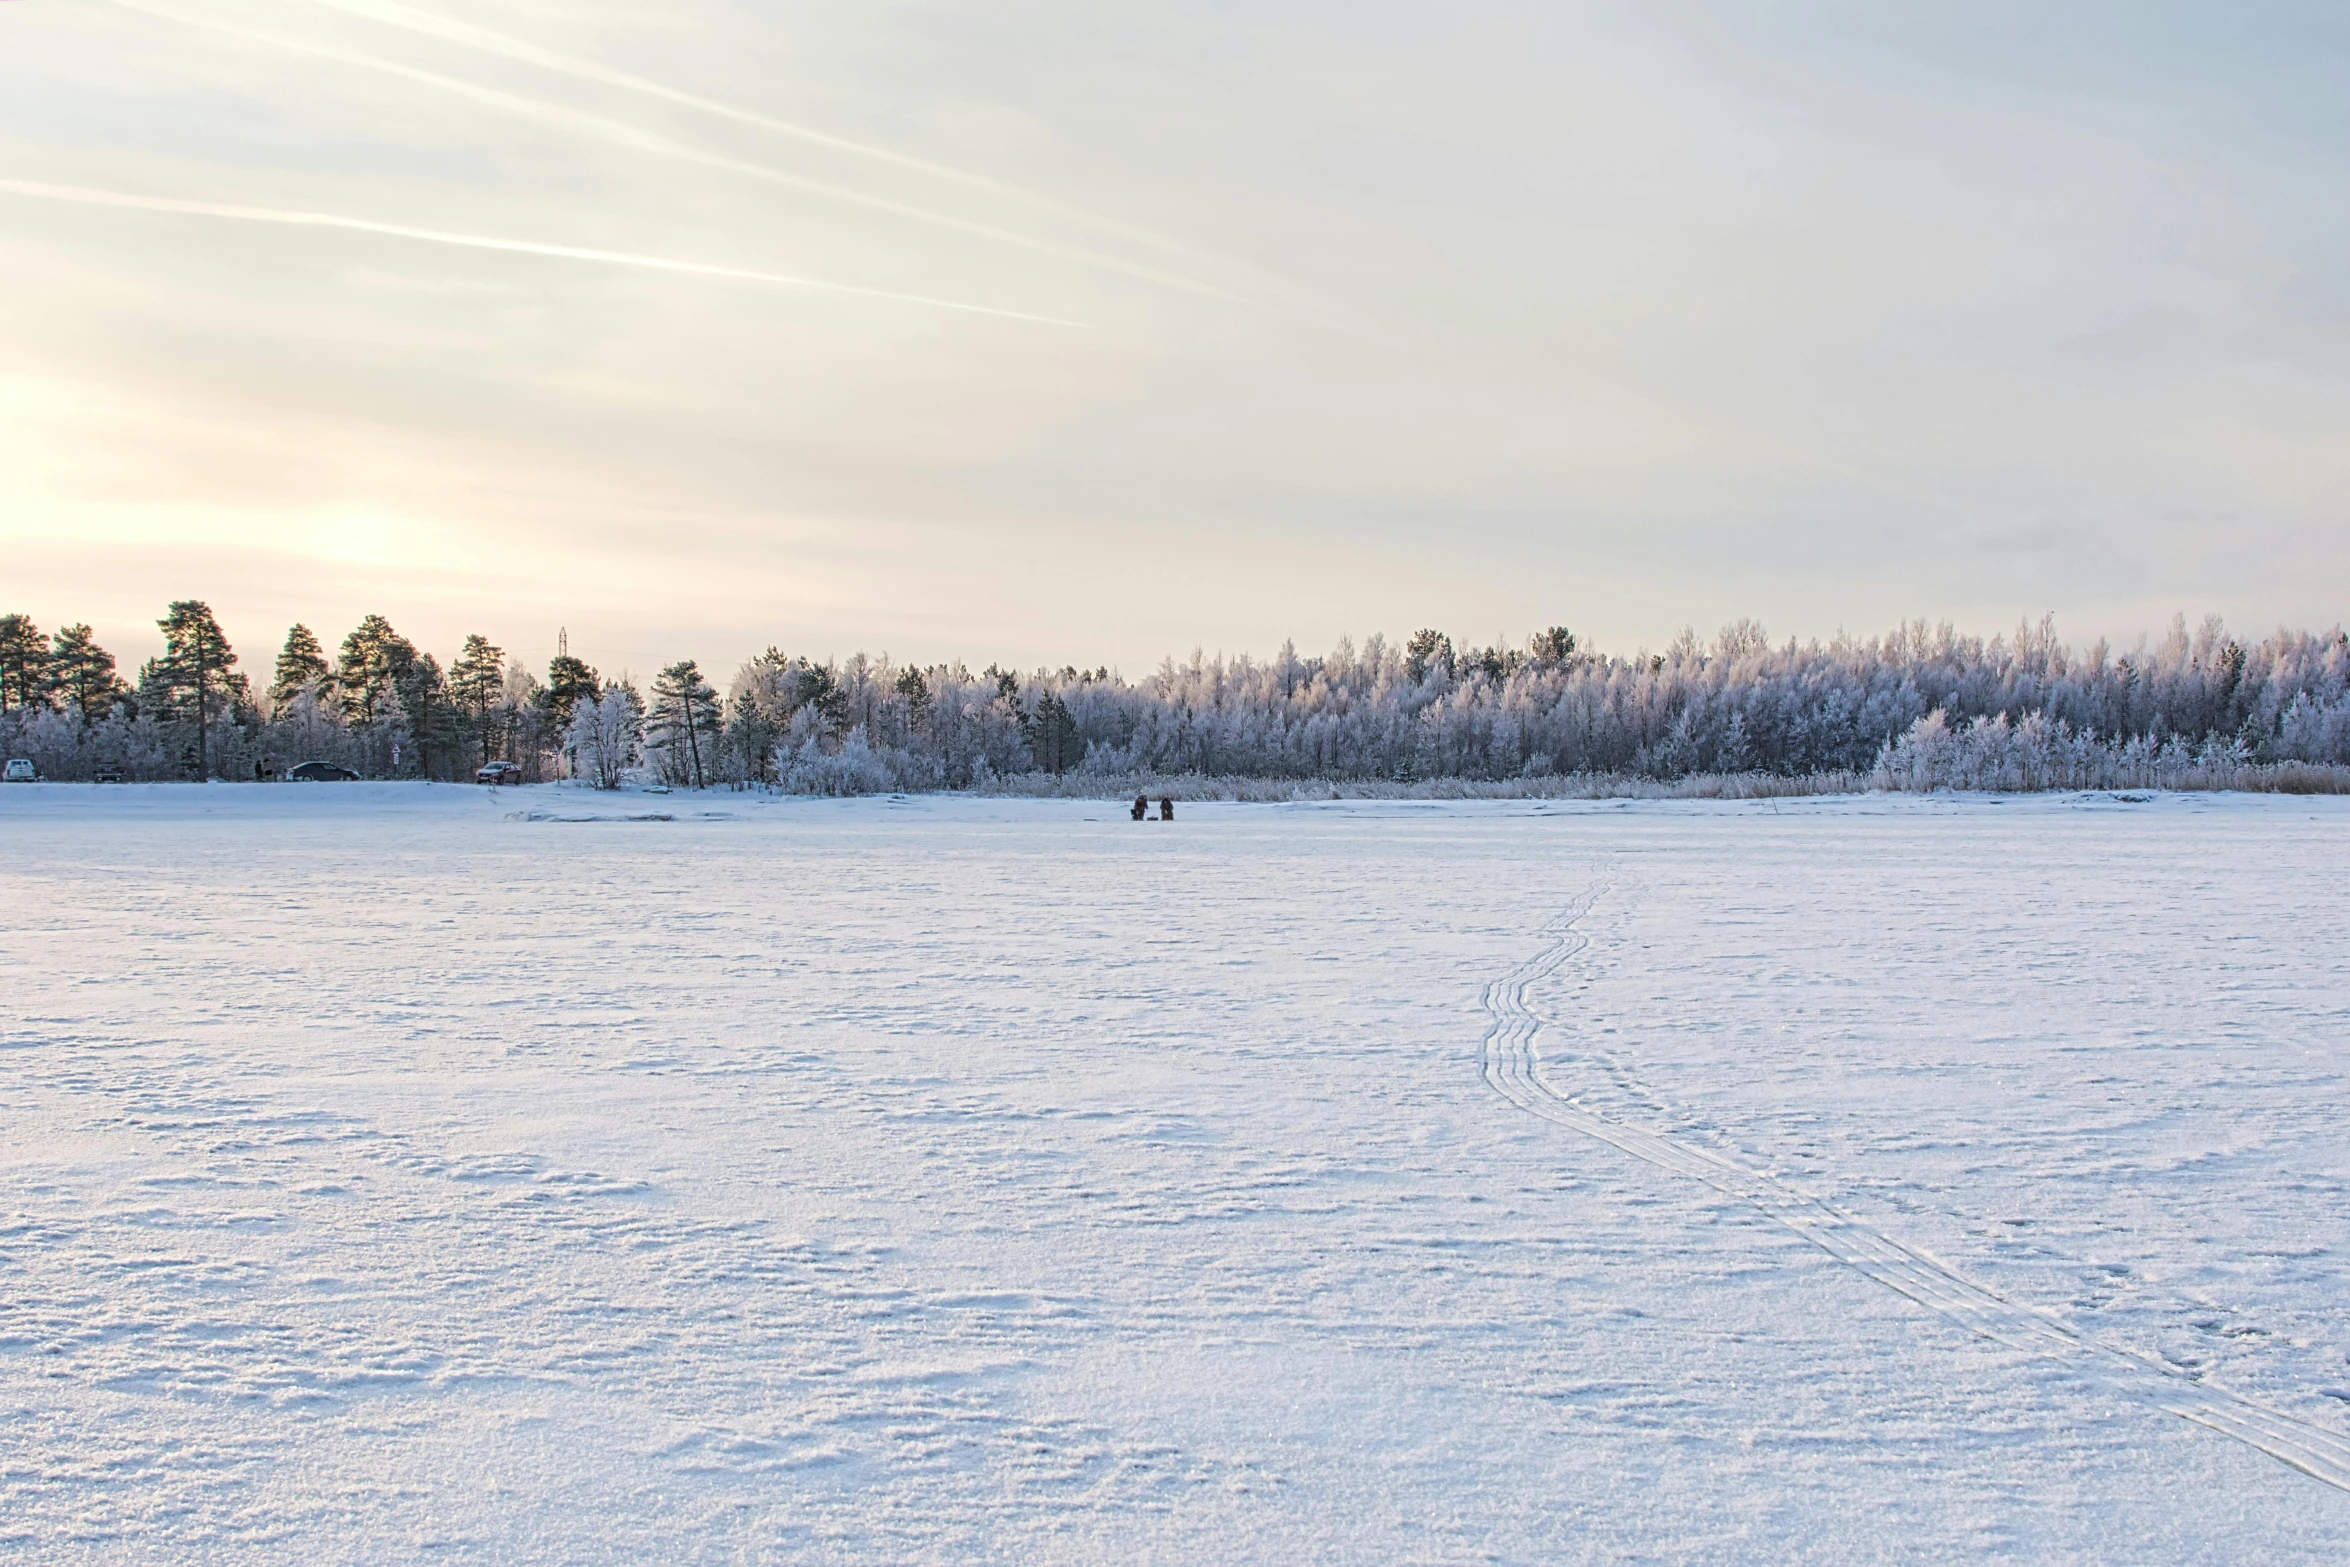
4, 782, 2349, 1563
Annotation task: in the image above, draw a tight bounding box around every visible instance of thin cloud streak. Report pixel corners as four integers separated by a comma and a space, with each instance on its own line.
291, 0, 1238, 275
0, 177, 1096, 327
108, 0, 1244, 302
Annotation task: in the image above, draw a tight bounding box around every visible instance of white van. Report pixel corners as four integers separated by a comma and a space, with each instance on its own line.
3, 759, 35, 783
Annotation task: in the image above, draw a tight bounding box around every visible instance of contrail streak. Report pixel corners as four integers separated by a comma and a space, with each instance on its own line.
290, 0, 1231, 272
0, 177, 1092, 327
107, 0, 1239, 301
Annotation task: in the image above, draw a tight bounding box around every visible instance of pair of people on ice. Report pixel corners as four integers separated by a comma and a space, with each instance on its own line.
1131, 795, 1174, 821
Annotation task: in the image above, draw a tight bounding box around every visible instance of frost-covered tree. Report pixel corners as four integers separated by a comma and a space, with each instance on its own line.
567, 683, 642, 790
268, 687, 347, 772
693, 615, 2349, 791
719, 648, 793, 786
648, 659, 721, 788
780, 726, 897, 795
7, 597, 2342, 792
496, 663, 544, 776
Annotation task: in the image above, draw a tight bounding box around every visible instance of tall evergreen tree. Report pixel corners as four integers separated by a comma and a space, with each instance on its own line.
649, 659, 722, 788
271, 624, 331, 709
719, 649, 791, 785
49, 624, 126, 724
1030, 691, 1081, 774
1461, 642, 1519, 682
0, 614, 51, 714
1406, 629, 1456, 681
152, 600, 237, 778
541, 633, 600, 737
398, 652, 458, 777
894, 666, 932, 733
334, 614, 418, 724
448, 634, 506, 766
794, 659, 848, 734
1529, 626, 1578, 663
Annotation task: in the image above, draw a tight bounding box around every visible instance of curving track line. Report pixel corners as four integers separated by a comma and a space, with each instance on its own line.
1480, 890, 2350, 1492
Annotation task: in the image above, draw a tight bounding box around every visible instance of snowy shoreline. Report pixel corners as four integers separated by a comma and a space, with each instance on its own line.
6, 771, 2348, 814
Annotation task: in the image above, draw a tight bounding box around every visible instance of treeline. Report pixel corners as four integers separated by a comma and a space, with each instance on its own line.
0, 604, 654, 786
2, 606, 2347, 792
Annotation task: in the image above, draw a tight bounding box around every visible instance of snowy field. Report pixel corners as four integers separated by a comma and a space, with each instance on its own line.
4, 784, 2349, 1564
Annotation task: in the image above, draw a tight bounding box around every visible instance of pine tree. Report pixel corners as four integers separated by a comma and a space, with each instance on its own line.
1030, 691, 1081, 774
333, 614, 418, 724
1464, 644, 1520, 682
271, 624, 331, 709
0, 614, 51, 714
48, 624, 126, 724
719, 648, 791, 786
448, 634, 506, 767
152, 600, 238, 778
894, 666, 932, 734
1406, 629, 1455, 681
1529, 626, 1578, 663
649, 659, 721, 788
794, 660, 848, 735
398, 652, 459, 777
541, 630, 600, 738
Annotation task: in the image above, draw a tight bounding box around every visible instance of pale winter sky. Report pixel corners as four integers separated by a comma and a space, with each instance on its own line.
2, 1, 2345, 680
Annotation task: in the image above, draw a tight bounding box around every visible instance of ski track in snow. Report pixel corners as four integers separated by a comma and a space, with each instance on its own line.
1482, 886, 2350, 1493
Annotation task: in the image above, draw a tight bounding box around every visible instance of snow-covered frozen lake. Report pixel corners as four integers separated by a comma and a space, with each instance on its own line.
4, 784, 2348, 1563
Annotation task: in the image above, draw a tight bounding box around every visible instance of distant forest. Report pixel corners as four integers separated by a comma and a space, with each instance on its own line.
2, 604, 2346, 794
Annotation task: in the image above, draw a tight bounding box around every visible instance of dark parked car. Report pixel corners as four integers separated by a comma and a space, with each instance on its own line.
476, 761, 522, 785
288, 761, 361, 782
93, 764, 124, 783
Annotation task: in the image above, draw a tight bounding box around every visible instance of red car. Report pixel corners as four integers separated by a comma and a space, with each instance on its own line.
476, 761, 523, 785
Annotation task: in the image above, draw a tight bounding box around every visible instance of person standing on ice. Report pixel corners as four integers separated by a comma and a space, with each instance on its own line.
1159, 796, 1175, 821
1132, 794, 1148, 821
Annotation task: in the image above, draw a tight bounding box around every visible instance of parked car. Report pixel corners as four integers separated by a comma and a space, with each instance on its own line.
93, 764, 123, 783
287, 761, 361, 782
476, 761, 522, 785
3, 758, 35, 783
